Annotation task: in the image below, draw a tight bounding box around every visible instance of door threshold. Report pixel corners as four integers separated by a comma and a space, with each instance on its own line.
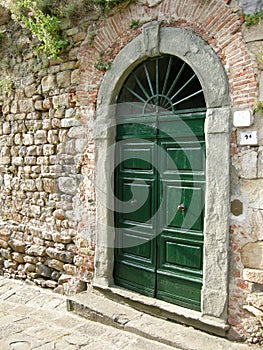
92, 282, 230, 338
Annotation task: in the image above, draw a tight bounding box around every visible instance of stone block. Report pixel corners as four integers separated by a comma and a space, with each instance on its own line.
63, 263, 77, 275
242, 242, 263, 269
63, 279, 86, 295
41, 75, 56, 93
61, 118, 80, 128
4, 260, 17, 269
24, 156, 36, 165
58, 273, 72, 284
2, 122, 10, 134
42, 119, 52, 130
34, 130, 47, 144
0, 156, 11, 165
24, 262, 36, 272
18, 99, 34, 113
65, 139, 76, 154
43, 97, 53, 109
47, 130, 59, 144
247, 293, 263, 310
71, 69, 80, 85
21, 179, 36, 191
1, 248, 12, 259
25, 244, 46, 257
0, 230, 10, 242
53, 209, 65, 220
45, 280, 58, 288
57, 71, 71, 88
244, 268, 263, 284
53, 93, 69, 108
46, 258, 64, 271
22, 74, 35, 86
46, 247, 74, 263
23, 133, 34, 145
0, 239, 8, 249
12, 157, 23, 166
251, 209, 263, 240
24, 255, 38, 264
36, 262, 52, 278
11, 101, 18, 114
58, 177, 77, 195
30, 205, 41, 216
36, 156, 49, 166
51, 270, 61, 281
43, 144, 55, 156
12, 252, 25, 263
42, 178, 55, 193
67, 126, 86, 139
35, 100, 45, 111
241, 180, 263, 209
76, 139, 87, 153
52, 231, 72, 243
26, 111, 41, 120
9, 239, 25, 253
25, 84, 37, 98
239, 150, 258, 179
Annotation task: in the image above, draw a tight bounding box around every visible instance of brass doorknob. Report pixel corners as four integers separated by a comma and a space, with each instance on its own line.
177, 204, 185, 211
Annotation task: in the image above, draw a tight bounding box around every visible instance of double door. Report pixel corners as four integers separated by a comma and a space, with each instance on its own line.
114, 111, 205, 311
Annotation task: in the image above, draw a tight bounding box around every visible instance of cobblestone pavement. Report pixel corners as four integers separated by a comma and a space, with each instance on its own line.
0, 276, 178, 350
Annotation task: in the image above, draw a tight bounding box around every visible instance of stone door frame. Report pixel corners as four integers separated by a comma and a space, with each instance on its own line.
94, 23, 231, 323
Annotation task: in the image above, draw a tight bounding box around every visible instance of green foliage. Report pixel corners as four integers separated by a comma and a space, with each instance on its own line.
253, 100, 263, 115
0, 0, 130, 57
4, 0, 68, 58
129, 19, 141, 29
0, 76, 13, 95
244, 11, 263, 28
94, 51, 111, 71
91, 0, 128, 12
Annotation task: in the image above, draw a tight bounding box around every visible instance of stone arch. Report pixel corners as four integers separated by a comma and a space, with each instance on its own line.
94, 23, 231, 328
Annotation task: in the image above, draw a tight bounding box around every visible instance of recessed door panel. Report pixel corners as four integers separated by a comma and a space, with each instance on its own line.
165, 242, 203, 270
118, 180, 155, 225
163, 182, 204, 231
160, 140, 205, 173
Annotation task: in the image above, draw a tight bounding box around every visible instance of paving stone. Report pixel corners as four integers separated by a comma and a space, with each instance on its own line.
0, 277, 255, 350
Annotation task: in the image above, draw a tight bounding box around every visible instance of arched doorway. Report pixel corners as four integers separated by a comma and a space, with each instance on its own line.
94, 24, 231, 324
114, 55, 206, 311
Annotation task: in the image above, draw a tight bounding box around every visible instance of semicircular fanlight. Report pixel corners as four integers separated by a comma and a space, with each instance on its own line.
117, 55, 206, 115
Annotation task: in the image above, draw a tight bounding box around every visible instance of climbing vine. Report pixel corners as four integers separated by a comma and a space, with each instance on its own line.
0, 0, 130, 58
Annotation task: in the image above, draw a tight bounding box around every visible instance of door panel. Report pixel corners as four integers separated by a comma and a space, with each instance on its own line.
114, 112, 206, 310
115, 137, 157, 296
162, 182, 205, 231
165, 242, 202, 269
160, 140, 205, 173
156, 273, 202, 310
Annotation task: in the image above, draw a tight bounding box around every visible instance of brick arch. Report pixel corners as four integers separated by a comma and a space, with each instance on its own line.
79, 0, 257, 108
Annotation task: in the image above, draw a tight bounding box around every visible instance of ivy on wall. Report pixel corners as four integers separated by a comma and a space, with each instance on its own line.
0, 0, 130, 57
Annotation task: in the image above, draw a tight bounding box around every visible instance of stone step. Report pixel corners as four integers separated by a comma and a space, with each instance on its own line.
66, 287, 252, 350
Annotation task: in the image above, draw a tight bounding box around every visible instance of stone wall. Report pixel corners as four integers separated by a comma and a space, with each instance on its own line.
0, 15, 96, 294
0, 0, 263, 343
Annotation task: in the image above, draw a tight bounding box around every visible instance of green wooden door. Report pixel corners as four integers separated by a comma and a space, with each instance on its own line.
114, 55, 206, 311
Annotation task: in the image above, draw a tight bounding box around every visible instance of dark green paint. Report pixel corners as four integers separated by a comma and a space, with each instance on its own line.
114, 55, 206, 311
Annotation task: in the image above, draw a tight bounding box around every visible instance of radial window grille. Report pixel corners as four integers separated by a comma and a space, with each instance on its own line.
117, 55, 206, 115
